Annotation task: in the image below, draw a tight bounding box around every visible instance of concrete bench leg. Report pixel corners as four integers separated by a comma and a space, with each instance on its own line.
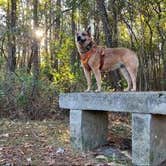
132, 113, 166, 165
70, 110, 108, 151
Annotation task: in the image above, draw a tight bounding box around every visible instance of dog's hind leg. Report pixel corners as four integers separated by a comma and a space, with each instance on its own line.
130, 72, 136, 91
126, 67, 137, 91
119, 65, 132, 91
83, 67, 92, 92
126, 55, 138, 91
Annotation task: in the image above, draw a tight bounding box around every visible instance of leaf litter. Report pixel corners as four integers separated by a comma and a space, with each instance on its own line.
0, 118, 132, 165
0, 119, 96, 165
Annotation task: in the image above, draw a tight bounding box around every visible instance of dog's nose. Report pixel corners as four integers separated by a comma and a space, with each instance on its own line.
77, 36, 81, 41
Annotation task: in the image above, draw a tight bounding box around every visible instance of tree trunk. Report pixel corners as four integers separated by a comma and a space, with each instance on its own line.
111, 0, 118, 47
70, 8, 78, 73
31, 0, 39, 97
44, 2, 49, 55
96, 0, 121, 91
50, 0, 61, 70
7, 0, 17, 72
96, 0, 112, 47
94, 3, 100, 45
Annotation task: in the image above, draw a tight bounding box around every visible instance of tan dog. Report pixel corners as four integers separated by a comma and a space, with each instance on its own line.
76, 27, 139, 92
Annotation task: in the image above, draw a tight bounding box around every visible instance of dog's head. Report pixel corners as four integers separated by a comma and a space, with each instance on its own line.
76, 27, 92, 48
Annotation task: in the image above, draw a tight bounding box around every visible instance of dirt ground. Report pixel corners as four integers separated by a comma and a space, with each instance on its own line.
0, 115, 132, 166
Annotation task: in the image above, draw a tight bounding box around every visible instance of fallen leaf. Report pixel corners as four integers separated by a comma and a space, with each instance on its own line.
27, 157, 32, 164
56, 147, 65, 154
48, 159, 56, 165
0, 133, 9, 138
96, 155, 108, 162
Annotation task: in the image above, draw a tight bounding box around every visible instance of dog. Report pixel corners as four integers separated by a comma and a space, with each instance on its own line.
76, 27, 139, 92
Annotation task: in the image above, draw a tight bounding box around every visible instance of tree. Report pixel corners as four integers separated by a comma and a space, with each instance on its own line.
50, 0, 61, 70
7, 0, 17, 72
31, 0, 39, 97
96, 0, 121, 90
96, 0, 112, 47
0, 0, 165, 94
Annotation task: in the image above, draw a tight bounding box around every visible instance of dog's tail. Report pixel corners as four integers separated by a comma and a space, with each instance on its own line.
131, 51, 139, 78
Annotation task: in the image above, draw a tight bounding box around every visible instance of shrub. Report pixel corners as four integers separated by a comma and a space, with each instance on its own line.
0, 69, 59, 120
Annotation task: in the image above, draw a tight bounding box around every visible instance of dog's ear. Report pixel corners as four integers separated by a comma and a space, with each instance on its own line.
86, 26, 91, 36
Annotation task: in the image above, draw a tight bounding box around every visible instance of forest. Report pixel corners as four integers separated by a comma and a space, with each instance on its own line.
0, 0, 166, 117
0, 0, 166, 165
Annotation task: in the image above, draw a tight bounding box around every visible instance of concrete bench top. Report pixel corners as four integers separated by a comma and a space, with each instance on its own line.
59, 91, 166, 115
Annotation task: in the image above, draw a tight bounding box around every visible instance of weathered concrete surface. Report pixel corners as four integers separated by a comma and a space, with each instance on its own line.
70, 110, 108, 151
132, 114, 166, 166
150, 115, 166, 165
59, 92, 166, 165
132, 114, 151, 165
59, 92, 166, 115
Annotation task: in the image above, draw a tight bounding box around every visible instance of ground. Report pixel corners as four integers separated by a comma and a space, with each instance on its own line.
0, 115, 132, 166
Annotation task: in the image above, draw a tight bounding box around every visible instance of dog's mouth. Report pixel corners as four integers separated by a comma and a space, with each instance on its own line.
79, 39, 86, 44
77, 36, 86, 44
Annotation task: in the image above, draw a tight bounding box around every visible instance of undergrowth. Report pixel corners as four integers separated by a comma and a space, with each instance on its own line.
0, 69, 61, 120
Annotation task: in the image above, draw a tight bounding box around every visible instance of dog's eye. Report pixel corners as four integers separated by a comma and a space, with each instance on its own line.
82, 33, 86, 36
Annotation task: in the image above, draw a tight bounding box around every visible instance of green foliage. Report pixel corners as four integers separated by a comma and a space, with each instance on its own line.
0, 89, 5, 98
17, 93, 28, 107
54, 38, 74, 91
0, 0, 166, 119
41, 35, 76, 93
0, 69, 58, 119
0, 0, 7, 7
0, 56, 5, 69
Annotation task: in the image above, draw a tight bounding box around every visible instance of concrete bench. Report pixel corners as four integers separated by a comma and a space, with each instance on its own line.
59, 92, 166, 165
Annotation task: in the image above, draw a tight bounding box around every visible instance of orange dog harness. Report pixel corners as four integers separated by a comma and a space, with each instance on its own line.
80, 48, 95, 64
80, 47, 104, 71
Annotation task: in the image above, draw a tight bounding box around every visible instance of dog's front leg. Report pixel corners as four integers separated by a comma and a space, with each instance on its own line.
92, 68, 101, 92
83, 67, 91, 92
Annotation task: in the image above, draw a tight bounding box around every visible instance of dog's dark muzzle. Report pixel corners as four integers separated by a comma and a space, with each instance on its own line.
77, 36, 86, 43
77, 36, 81, 41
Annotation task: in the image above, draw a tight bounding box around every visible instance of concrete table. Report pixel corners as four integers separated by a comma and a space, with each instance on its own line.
59, 92, 166, 165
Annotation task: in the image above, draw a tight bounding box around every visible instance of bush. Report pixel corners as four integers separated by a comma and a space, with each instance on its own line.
0, 69, 60, 120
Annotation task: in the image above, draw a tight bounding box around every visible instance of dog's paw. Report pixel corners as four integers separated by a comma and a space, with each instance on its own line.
95, 89, 101, 93
84, 89, 91, 92
124, 88, 130, 92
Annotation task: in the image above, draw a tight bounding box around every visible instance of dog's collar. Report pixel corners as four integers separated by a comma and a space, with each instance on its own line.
86, 41, 93, 51
80, 41, 94, 54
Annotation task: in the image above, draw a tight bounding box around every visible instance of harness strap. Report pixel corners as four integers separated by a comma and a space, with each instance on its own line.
80, 47, 105, 71
80, 48, 96, 71
99, 48, 105, 70
80, 50, 93, 65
